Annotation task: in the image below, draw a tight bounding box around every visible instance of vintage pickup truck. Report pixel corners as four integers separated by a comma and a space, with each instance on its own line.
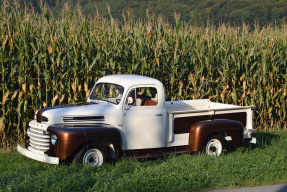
17, 75, 256, 166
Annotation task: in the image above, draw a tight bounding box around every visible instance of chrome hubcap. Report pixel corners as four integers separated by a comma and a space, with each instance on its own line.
206, 138, 223, 156
83, 149, 103, 167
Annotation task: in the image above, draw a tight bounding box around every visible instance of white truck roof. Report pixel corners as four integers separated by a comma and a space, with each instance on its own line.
96, 74, 163, 89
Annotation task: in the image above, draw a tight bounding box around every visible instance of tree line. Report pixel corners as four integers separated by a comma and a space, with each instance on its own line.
5, 0, 287, 27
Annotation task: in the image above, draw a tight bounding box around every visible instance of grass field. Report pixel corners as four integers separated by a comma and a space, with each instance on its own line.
1, 131, 286, 192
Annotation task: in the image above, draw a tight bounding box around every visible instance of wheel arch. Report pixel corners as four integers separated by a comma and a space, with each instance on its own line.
202, 132, 226, 147
71, 135, 123, 162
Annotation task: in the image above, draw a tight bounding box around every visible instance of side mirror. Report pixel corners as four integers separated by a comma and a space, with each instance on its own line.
124, 97, 134, 110
127, 97, 134, 105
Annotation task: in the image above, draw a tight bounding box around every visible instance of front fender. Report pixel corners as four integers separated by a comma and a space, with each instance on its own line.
189, 120, 244, 151
46, 124, 122, 160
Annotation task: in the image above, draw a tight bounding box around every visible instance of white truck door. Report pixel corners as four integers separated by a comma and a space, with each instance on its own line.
122, 86, 164, 150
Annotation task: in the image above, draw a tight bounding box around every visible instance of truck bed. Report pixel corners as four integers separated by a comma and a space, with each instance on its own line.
165, 99, 254, 147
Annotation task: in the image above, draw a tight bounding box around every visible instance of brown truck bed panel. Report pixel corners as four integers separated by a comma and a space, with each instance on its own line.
174, 112, 247, 134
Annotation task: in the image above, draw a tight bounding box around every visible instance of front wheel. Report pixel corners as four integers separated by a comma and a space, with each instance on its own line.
73, 143, 106, 167
205, 135, 226, 156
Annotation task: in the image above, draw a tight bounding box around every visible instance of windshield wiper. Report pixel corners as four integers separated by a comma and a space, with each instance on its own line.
97, 98, 110, 104
89, 101, 98, 104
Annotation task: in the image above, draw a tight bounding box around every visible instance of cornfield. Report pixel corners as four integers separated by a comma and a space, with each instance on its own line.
0, 2, 286, 148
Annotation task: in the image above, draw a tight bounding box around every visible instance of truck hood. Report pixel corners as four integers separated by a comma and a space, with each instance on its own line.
37, 102, 119, 125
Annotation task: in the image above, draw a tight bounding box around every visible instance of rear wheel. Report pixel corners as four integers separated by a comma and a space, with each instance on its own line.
73, 143, 107, 167
205, 135, 226, 156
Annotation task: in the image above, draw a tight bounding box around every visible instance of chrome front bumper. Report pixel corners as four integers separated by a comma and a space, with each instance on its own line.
17, 144, 59, 164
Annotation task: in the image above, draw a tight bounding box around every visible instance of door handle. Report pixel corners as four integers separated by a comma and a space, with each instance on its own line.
155, 114, 163, 116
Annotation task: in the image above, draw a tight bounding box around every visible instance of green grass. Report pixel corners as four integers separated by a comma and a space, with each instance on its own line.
1, 131, 287, 192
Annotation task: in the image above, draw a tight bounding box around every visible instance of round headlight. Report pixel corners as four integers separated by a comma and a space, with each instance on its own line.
27, 128, 31, 137
51, 134, 57, 145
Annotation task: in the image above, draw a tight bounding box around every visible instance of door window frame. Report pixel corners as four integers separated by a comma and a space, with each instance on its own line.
124, 85, 159, 109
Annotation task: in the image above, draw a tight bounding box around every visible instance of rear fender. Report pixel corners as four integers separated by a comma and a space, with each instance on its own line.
189, 120, 244, 151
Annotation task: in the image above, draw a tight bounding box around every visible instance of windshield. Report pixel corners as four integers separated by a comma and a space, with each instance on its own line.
90, 83, 124, 105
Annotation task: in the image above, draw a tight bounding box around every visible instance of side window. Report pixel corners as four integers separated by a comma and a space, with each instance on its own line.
126, 87, 158, 106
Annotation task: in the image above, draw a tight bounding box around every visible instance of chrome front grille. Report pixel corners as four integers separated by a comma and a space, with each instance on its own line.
28, 127, 50, 152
